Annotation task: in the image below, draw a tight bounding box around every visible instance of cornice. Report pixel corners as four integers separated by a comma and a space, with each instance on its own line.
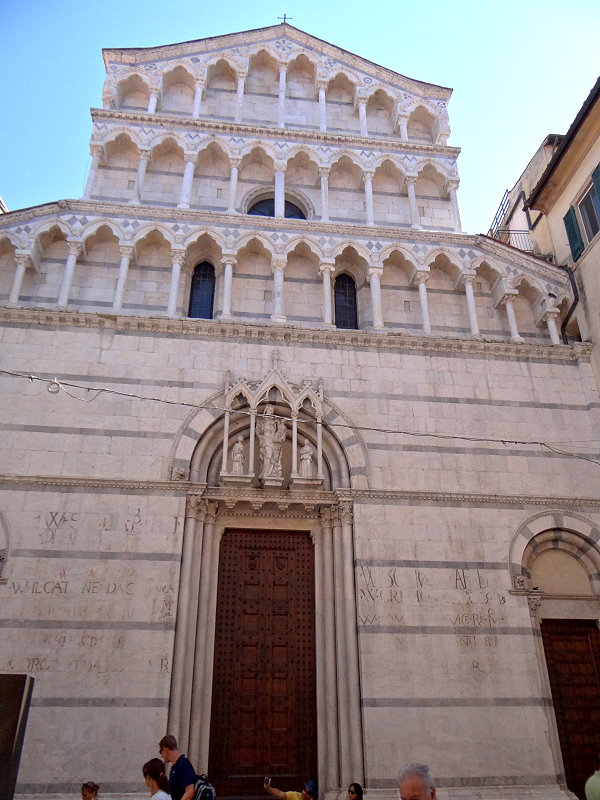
0, 306, 591, 363
1, 475, 599, 508
102, 25, 453, 100
90, 108, 461, 159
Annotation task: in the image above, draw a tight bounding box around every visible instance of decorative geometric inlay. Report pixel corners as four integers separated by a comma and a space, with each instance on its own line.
67, 216, 78, 226
322, 57, 336, 68
173, 225, 181, 233
363, 77, 373, 84
458, 249, 467, 258
411, 244, 428, 255
191, 57, 201, 63
275, 39, 293, 54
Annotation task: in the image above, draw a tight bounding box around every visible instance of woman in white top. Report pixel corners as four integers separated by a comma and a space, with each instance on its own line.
143, 758, 172, 800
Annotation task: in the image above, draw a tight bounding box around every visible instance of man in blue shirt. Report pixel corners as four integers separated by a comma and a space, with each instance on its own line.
159, 735, 197, 800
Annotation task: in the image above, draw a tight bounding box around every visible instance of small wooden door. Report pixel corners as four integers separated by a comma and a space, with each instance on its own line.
540, 618, 600, 800
208, 529, 317, 800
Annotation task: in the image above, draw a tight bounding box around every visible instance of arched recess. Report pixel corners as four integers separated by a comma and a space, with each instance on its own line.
205, 59, 238, 120
508, 510, 600, 798
166, 370, 368, 795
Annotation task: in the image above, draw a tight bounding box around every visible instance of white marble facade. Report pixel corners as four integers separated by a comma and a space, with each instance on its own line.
0, 23, 598, 800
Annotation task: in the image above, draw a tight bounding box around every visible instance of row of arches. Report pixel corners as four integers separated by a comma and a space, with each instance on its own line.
0, 225, 574, 344
105, 52, 448, 143
85, 134, 459, 229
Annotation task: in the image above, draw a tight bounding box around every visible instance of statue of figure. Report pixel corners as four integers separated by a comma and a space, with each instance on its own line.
231, 435, 245, 474
299, 438, 314, 477
258, 405, 287, 478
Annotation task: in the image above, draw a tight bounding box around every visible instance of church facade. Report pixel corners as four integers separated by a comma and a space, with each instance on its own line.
0, 24, 599, 800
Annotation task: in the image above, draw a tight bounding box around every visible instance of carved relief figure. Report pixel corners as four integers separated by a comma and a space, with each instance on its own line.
299, 437, 314, 477
231, 435, 246, 474
257, 405, 287, 477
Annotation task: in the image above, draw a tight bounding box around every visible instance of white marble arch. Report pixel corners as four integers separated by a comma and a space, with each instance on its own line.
166, 369, 368, 793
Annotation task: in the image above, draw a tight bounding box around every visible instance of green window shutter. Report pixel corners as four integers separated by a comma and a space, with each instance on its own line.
563, 206, 584, 260
592, 162, 600, 196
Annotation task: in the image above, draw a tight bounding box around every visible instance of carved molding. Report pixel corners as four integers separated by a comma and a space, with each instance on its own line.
1, 473, 600, 508
0, 307, 587, 362
90, 108, 460, 158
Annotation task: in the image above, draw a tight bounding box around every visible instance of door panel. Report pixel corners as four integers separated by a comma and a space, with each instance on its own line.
209, 529, 317, 800
541, 618, 600, 800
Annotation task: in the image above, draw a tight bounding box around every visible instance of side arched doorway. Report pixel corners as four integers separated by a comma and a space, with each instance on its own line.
512, 513, 600, 800
167, 366, 367, 799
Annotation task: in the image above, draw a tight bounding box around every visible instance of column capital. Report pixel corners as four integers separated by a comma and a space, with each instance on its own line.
446, 179, 460, 192
319, 505, 333, 528
496, 289, 518, 308
405, 173, 418, 185
363, 169, 375, 181
318, 165, 331, 178
457, 269, 477, 290
90, 143, 104, 160
272, 256, 287, 272
221, 252, 237, 267
319, 260, 335, 274
66, 240, 83, 257
14, 252, 33, 270
139, 148, 151, 160
148, 87, 160, 97
277, 60, 288, 73
367, 265, 383, 281
274, 161, 287, 174
183, 152, 197, 165
230, 157, 241, 169
195, 76, 206, 88
119, 245, 134, 259
356, 95, 368, 108
410, 267, 430, 287
316, 79, 328, 94
171, 248, 186, 263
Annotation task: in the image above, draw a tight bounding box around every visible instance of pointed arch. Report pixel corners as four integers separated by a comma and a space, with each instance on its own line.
116, 72, 151, 110
160, 64, 195, 115
366, 88, 395, 135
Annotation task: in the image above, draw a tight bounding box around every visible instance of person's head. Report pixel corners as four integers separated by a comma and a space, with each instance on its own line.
347, 783, 363, 800
302, 780, 319, 800
143, 758, 170, 794
397, 764, 435, 800
81, 781, 99, 800
158, 734, 179, 764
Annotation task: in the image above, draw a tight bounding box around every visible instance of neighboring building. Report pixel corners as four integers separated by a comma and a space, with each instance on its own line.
1, 25, 599, 800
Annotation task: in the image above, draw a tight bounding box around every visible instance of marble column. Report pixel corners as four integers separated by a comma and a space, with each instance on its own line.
319, 262, 335, 326
8, 253, 32, 305
112, 245, 134, 313
368, 266, 385, 330
332, 507, 351, 782
448, 181, 462, 231
274, 166, 286, 218
235, 72, 246, 123
271, 257, 287, 322
132, 149, 150, 205
57, 241, 82, 309
167, 249, 185, 317
406, 175, 421, 229
363, 170, 375, 226
318, 82, 327, 132
339, 501, 365, 784
357, 98, 368, 137
218, 256, 235, 320
227, 159, 240, 213
319, 167, 330, 222
414, 271, 431, 335
544, 310, 561, 345
192, 81, 204, 118
82, 144, 103, 199
462, 275, 480, 336
178, 155, 196, 209
147, 87, 159, 114
502, 295, 523, 342
168, 496, 207, 749
319, 507, 340, 788
278, 64, 286, 128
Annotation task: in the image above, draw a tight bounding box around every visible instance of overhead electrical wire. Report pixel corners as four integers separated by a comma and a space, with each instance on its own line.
1, 367, 600, 468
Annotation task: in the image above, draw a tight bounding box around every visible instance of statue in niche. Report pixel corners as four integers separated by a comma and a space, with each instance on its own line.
231, 435, 245, 474
257, 404, 287, 477
299, 438, 314, 477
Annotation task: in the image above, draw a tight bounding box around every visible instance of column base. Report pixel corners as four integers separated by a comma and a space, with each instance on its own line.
217, 313, 234, 322
177, 202, 190, 210
369, 326, 387, 334
511, 335, 525, 343
270, 314, 287, 324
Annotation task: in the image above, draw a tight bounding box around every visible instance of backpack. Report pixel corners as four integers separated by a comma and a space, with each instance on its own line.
194, 774, 216, 800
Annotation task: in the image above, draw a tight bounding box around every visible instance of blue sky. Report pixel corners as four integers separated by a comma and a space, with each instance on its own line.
1, 0, 598, 234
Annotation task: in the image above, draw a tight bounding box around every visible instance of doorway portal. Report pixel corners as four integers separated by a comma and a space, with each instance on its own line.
208, 529, 317, 800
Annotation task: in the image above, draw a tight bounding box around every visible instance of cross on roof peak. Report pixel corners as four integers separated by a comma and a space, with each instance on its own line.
278, 13, 292, 23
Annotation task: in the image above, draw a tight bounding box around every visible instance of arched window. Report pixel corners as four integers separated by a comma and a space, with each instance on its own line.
334, 273, 358, 329
248, 198, 306, 219
188, 262, 215, 319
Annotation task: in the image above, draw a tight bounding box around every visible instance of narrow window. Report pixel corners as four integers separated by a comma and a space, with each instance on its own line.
578, 184, 600, 243
563, 207, 584, 261
334, 273, 358, 329
188, 262, 215, 319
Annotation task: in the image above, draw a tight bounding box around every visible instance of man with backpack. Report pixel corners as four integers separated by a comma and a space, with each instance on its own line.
159, 735, 197, 800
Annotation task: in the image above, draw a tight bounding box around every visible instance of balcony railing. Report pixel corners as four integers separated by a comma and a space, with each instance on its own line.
489, 229, 535, 253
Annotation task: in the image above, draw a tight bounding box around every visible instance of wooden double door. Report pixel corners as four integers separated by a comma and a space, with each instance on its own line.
541, 618, 600, 800
209, 530, 317, 800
